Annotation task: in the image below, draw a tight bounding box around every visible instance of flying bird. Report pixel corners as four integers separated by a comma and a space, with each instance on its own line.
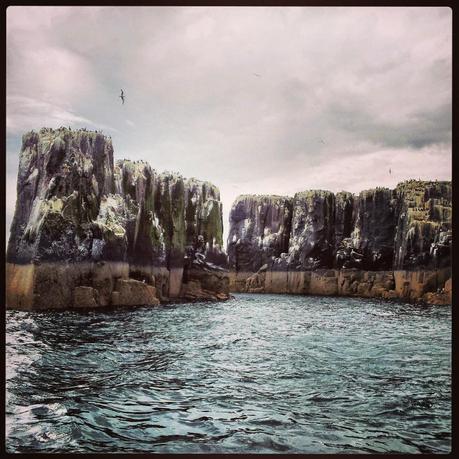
253, 73, 261, 77
119, 89, 125, 104
389, 168, 392, 175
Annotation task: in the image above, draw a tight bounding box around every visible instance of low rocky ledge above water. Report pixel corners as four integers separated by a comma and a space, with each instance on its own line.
229, 267, 451, 305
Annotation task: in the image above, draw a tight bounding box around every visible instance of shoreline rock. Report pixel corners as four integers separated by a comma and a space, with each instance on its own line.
6, 127, 229, 310
229, 268, 451, 305
7, 127, 451, 309
228, 181, 451, 305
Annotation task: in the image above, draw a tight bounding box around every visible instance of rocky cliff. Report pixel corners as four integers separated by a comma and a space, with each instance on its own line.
228, 181, 452, 305
6, 127, 229, 310
227, 195, 292, 273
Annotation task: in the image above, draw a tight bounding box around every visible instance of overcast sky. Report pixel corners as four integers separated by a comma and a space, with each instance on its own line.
6, 6, 452, 247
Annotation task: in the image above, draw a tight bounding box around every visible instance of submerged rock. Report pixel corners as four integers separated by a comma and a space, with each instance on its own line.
6, 128, 229, 310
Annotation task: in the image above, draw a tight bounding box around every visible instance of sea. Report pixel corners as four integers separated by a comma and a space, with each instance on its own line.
5, 293, 451, 453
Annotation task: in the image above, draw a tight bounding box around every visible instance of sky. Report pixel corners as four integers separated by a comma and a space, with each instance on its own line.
6, 6, 452, 247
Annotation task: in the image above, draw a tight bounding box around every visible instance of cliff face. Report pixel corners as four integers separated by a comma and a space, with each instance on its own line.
8, 129, 115, 265
227, 195, 293, 273
6, 128, 229, 310
333, 191, 355, 257
228, 180, 452, 304
393, 181, 452, 270
338, 188, 396, 270
286, 190, 336, 270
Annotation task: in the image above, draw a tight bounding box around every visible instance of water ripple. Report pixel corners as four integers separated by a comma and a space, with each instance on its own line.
6, 293, 451, 453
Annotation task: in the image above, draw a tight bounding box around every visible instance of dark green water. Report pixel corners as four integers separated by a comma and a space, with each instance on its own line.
6, 293, 451, 453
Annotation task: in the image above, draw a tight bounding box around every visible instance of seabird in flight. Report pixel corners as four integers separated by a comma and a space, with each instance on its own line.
120, 89, 125, 104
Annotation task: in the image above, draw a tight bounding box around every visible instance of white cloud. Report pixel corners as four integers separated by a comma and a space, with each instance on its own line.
6, 95, 117, 134
7, 95, 91, 132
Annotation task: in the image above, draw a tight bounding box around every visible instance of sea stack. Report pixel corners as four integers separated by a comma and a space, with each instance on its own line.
6, 127, 229, 310
227, 181, 452, 304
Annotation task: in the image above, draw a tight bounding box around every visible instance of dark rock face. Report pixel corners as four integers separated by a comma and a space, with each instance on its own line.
228, 180, 452, 304
334, 192, 355, 253
287, 190, 336, 270
182, 243, 230, 301
339, 188, 396, 270
393, 180, 452, 270
6, 128, 229, 309
8, 128, 114, 265
227, 195, 293, 273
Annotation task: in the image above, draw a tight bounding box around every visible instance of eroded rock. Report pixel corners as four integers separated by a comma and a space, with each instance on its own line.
228, 180, 451, 305
112, 279, 160, 306
227, 195, 292, 273
6, 128, 229, 310
73, 286, 99, 308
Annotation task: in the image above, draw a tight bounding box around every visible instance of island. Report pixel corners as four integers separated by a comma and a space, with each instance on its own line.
6, 127, 230, 309
227, 182, 452, 305
6, 127, 452, 309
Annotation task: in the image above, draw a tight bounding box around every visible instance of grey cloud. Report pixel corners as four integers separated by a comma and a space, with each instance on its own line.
328, 102, 451, 150
6, 6, 452, 246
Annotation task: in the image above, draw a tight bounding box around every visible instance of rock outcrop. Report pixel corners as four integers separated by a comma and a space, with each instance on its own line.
227, 195, 292, 273
286, 190, 336, 270
341, 188, 396, 270
6, 127, 229, 310
228, 180, 452, 305
393, 180, 452, 270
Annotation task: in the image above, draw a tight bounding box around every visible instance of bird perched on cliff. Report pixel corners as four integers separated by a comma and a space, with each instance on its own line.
119, 89, 125, 104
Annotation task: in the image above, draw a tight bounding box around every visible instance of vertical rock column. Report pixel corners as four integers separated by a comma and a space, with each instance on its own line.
227, 195, 293, 273
348, 188, 396, 270
6, 128, 117, 309
393, 180, 452, 270
114, 159, 167, 297
286, 190, 336, 269
153, 172, 187, 297
392, 181, 452, 302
